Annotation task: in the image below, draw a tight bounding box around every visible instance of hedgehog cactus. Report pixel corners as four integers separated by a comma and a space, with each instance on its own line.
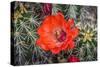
11, 1, 97, 65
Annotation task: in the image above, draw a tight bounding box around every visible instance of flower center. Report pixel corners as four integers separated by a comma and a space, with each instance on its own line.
55, 30, 66, 42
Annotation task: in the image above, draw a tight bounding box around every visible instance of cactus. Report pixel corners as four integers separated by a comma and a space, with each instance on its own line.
11, 1, 97, 65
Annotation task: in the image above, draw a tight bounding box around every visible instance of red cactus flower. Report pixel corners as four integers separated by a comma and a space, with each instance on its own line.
67, 55, 80, 62
36, 12, 79, 54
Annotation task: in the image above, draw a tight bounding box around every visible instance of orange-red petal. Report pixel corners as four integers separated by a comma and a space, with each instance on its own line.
51, 47, 61, 54
36, 39, 49, 51
70, 27, 79, 39
68, 40, 75, 50
67, 18, 74, 28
